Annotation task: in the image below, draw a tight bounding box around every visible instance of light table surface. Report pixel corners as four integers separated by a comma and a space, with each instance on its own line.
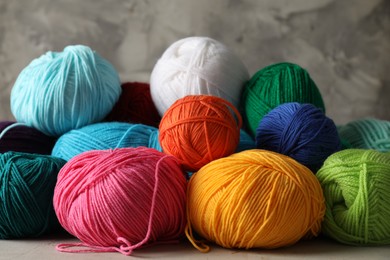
1, 233, 390, 260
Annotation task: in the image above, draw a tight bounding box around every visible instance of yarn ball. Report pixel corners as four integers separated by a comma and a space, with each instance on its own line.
52, 122, 161, 161
256, 102, 341, 172
150, 36, 249, 116
236, 129, 256, 152
186, 149, 325, 251
54, 147, 187, 255
0, 152, 66, 239
242, 62, 325, 136
338, 118, 390, 152
11, 45, 121, 136
105, 82, 161, 127
159, 95, 242, 172
316, 149, 390, 245
0, 121, 56, 154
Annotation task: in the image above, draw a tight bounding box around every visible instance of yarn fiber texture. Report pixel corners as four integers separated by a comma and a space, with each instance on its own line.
316, 149, 390, 245
159, 95, 242, 172
0, 152, 66, 239
54, 147, 187, 256
338, 118, 390, 152
186, 149, 325, 252
242, 62, 325, 136
11, 45, 121, 136
105, 82, 161, 127
150, 36, 249, 116
256, 102, 341, 172
52, 122, 162, 161
0, 121, 56, 154
236, 129, 256, 152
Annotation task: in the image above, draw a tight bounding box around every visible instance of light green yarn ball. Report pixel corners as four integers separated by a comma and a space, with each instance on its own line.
317, 149, 390, 245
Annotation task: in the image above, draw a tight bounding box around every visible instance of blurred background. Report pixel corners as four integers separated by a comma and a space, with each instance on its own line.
0, 0, 388, 124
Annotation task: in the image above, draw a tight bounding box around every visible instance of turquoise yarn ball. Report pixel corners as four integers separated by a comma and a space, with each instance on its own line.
11, 45, 121, 136
338, 118, 390, 152
52, 122, 162, 161
0, 152, 66, 239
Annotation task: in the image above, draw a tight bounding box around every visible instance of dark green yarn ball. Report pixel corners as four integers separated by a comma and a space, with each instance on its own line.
0, 152, 66, 239
241, 62, 325, 136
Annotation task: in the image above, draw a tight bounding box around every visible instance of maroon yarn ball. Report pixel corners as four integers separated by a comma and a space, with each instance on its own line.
105, 82, 161, 127
0, 121, 56, 155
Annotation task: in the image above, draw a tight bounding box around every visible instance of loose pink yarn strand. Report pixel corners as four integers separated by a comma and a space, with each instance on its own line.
56, 154, 175, 256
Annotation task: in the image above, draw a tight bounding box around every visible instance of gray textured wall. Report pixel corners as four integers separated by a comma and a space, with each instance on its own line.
0, 0, 389, 124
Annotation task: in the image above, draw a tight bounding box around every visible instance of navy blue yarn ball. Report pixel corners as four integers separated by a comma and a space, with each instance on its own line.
255, 102, 341, 172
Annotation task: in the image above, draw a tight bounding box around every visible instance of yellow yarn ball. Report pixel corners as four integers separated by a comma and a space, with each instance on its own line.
186, 149, 325, 251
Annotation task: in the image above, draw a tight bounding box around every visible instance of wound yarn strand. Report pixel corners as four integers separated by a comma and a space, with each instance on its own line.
56, 154, 170, 255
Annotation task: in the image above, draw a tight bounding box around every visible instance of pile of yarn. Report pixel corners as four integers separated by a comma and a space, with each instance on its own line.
2, 35, 390, 257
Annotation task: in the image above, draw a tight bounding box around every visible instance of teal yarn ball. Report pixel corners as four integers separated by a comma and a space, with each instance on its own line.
52, 122, 162, 161
236, 129, 256, 152
338, 118, 390, 152
0, 152, 66, 239
317, 149, 390, 245
10, 45, 121, 136
241, 62, 325, 136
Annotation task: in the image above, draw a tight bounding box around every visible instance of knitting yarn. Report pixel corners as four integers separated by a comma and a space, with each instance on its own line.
105, 82, 161, 127
316, 149, 390, 245
0, 152, 66, 238
10, 45, 121, 136
54, 147, 187, 255
150, 36, 249, 116
186, 130, 255, 180
0, 121, 56, 154
159, 95, 242, 172
338, 118, 390, 152
186, 149, 325, 252
242, 62, 325, 136
256, 102, 341, 172
236, 129, 256, 152
52, 122, 161, 161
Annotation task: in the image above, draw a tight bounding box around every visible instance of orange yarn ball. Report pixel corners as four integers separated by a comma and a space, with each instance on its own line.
159, 95, 242, 171
186, 149, 325, 251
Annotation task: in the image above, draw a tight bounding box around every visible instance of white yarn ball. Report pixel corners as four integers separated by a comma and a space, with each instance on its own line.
150, 37, 249, 116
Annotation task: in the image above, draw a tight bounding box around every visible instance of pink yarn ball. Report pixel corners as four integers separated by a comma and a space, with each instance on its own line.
53, 147, 187, 255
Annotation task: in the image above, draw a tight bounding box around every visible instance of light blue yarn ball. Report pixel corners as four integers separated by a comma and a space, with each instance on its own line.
11, 45, 121, 136
52, 122, 162, 161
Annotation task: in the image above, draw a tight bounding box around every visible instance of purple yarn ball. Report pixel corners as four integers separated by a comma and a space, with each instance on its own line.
255, 103, 341, 172
0, 121, 56, 155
